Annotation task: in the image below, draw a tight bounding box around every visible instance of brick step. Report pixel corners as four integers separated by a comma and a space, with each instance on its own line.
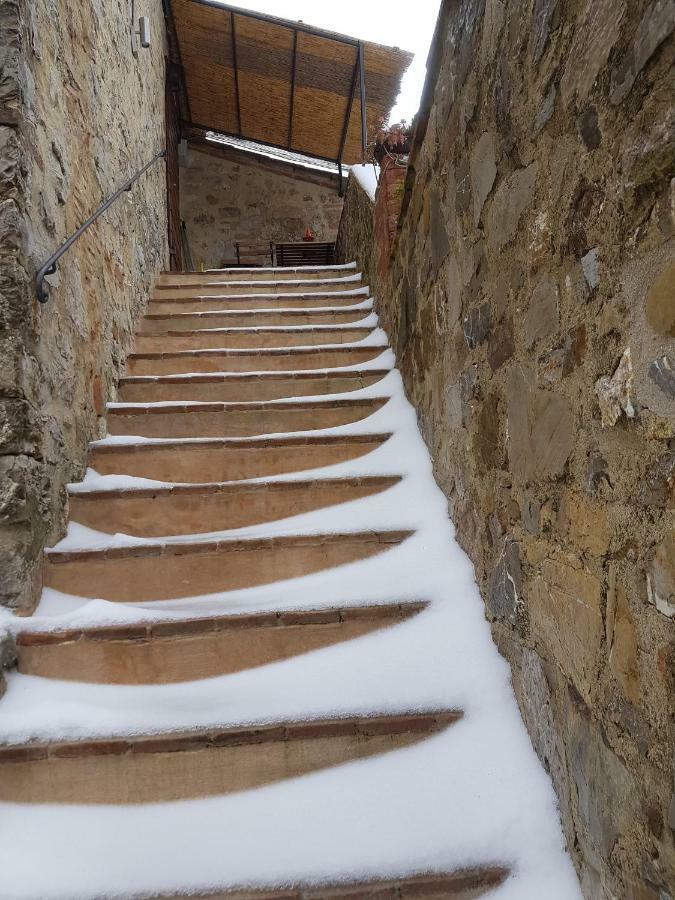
153, 278, 364, 300
16, 601, 425, 684
0, 710, 460, 805
44, 531, 412, 602
68, 476, 400, 538
88, 434, 392, 482
141, 307, 372, 332
132, 326, 375, 353
148, 292, 369, 313
157, 265, 357, 285
156, 868, 509, 899
126, 345, 387, 376
118, 369, 391, 403
107, 397, 388, 438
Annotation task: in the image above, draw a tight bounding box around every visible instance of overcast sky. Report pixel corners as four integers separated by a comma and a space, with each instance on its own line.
226, 0, 442, 122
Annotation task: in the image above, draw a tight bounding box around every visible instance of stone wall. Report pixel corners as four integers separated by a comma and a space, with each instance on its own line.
335, 174, 379, 299
0, 0, 168, 610
180, 146, 344, 269
338, 1, 674, 896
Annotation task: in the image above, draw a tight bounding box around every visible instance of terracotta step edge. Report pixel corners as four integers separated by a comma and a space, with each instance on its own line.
118, 369, 392, 385
153, 866, 510, 899
106, 397, 389, 415
0, 709, 462, 762
44, 529, 414, 563
88, 433, 393, 453
67, 474, 402, 500
16, 600, 429, 646
127, 346, 388, 360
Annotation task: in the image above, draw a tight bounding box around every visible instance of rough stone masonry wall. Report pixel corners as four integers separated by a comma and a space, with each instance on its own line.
0, 0, 168, 611
341, 1, 675, 897
335, 174, 379, 298
181, 147, 344, 269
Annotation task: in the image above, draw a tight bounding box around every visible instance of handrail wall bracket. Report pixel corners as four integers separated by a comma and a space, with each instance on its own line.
35, 149, 167, 304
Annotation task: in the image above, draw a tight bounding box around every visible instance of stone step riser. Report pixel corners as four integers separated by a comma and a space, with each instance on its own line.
17, 603, 424, 684
140, 310, 371, 331
125, 346, 386, 376
153, 282, 363, 299
87, 435, 391, 482
117, 371, 389, 403
0, 712, 459, 805
68, 477, 400, 538
44, 532, 411, 602
147, 294, 368, 313
132, 328, 373, 353
107, 398, 387, 439
156, 268, 357, 285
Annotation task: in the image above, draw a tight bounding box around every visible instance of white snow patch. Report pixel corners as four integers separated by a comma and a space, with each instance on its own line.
350, 164, 380, 202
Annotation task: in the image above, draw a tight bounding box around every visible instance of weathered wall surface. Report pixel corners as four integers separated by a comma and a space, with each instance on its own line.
0, 0, 168, 610
180, 146, 343, 268
339, 1, 675, 896
335, 174, 378, 297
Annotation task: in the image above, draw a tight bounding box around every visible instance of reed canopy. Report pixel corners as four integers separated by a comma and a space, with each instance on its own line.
169, 0, 413, 166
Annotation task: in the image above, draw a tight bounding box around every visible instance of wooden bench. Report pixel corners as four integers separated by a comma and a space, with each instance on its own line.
274, 241, 336, 267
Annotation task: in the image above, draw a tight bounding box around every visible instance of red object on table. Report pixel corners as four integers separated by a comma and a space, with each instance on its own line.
302, 227, 315, 242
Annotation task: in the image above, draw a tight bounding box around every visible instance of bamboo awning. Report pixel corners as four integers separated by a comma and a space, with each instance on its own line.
169, 0, 413, 166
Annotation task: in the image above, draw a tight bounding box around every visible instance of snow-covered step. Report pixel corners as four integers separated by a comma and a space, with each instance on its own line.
0, 710, 461, 805
148, 289, 370, 314
87, 433, 392, 482
157, 264, 358, 285
43, 530, 412, 602
126, 344, 388, 375
141, 306, 373, 331
16, 602, 425, 684
132, 325, 376, 353
106, 397, 388, 439
118, 369, 391, 403
67, 476, 400, 538
153, 275, 363, 300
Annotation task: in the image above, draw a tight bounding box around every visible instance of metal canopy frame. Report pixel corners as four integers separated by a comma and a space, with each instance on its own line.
169, 0, 369, 189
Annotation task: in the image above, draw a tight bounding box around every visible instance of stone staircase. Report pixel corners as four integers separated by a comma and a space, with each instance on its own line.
0, 263, 580, 899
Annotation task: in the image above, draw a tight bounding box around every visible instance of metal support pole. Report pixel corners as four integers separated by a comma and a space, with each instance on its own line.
357, 41, 367, 163
337, 161, 344, 197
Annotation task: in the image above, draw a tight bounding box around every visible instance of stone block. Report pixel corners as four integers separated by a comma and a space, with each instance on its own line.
524, 275, 558, 348
646, 532, 675, 617
580, 247, 600, 290
486, 163, 538, 251
487, 539, 521, 623
606, 566, 639, 703
487, 315, 514, 371
648, 355, 675, 398
430, 188, 450, 274
638, 449, 674, 508
645, 263, 675, 337
529, 554, 602, 699
611, 0, 675, 105
530, 0, 560, 63
507, 366, 575, 482
578, 107, 601, 151
470, 131, 497, 227
463, 302, 491, 349
560, 0, 626, 108
557, 489, 611, 556
595, 348, 636, 428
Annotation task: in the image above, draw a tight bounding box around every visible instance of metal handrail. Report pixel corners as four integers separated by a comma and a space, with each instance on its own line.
35, 149, 167, 303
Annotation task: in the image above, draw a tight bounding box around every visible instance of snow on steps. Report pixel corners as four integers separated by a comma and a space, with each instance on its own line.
0, 264, 581, 900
